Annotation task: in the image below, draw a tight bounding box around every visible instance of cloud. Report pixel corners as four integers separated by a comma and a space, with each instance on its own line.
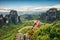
32, 4, 60, 11
0, 4, 60, 12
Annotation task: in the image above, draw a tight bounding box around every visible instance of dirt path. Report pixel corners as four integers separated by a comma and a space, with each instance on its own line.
18, 26, 33, 34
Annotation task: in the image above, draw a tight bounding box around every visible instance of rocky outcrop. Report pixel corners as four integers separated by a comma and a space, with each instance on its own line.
40, 8, 60, 22
9, 10, 18, 24
15, 33, 31, 40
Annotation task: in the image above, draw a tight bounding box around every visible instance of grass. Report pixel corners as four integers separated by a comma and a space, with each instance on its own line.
18, 26, 33, 34
0, 20, 34, 40
0, 23, 23, 40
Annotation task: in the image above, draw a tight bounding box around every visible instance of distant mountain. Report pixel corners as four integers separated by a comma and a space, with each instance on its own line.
0, 11, 45, 17
0, 12, 9, 17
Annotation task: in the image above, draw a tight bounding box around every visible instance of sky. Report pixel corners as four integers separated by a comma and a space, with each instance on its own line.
0, 0, 60, 12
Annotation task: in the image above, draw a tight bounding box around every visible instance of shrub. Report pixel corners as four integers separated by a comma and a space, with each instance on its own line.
37, 35, 50, 40
53, 37, 59, 40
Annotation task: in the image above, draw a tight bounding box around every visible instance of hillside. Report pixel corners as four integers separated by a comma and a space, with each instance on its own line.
17, 21, 60, 40
0, 19, 60, 40
0, 23, 24, 40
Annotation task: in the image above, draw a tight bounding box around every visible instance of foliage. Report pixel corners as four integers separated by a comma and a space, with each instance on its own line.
0, 20, 60, 40
53, 37, 59, 40
27, 21, 60, 40
37, 35, 50, 40
0, 23, 23, 40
